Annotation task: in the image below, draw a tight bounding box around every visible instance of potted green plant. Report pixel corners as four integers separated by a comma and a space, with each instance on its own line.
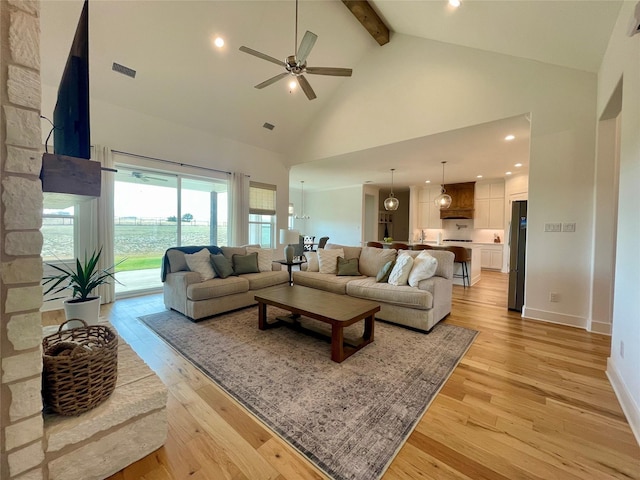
43, 248, 123, 326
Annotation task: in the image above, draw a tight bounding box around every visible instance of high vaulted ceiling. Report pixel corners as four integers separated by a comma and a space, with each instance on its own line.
40, 0, 622, 190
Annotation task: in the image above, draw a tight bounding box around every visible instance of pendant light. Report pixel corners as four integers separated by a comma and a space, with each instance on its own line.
383, 168, 399, 211
294, 181, 310, 219
434, 161, 452, 209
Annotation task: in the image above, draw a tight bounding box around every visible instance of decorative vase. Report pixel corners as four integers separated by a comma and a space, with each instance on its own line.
284, 244, 294, 263
63, 296, 101, 329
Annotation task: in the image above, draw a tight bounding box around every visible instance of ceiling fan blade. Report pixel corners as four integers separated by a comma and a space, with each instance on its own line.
255, 72, 289, 89
239, 46, 284, 67
296, 31, 317, 63
306, 67, 353, 77
297, 75, 317, 100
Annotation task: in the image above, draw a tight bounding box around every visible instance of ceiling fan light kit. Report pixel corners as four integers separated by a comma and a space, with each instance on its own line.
434, 161, 452, 209
239, 0, 353, 100
384, 168, 399, 211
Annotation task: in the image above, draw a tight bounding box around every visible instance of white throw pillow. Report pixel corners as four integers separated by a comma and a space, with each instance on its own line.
305, 251, 319, 272
408, 250, 438, 287
387, 253, 414, 286
246, 247, 274, 272
184, 248, 216, 281
318, 248, 344, 274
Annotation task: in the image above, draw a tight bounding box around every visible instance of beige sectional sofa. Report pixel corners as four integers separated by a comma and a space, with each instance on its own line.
293, 244, 454, 332
162, 245, 289, 320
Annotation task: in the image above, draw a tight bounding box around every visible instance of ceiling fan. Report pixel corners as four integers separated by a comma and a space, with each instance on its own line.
239, 0, 353, 100
131, 172, 167, 182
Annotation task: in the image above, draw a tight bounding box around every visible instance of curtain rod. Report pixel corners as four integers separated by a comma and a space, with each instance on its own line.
110, 149, 232, 175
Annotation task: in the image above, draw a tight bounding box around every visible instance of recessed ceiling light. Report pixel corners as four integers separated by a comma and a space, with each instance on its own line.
425, 180, 431, 184
214, 37, 224, 48
505, 171, 512, 175
514, 163, 522, 167
505, 134, 515, 141
476, 175, 483, 178
448, 0, 461, 8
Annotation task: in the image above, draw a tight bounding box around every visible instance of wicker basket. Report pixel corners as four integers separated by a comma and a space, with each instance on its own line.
42, 319, 118, 416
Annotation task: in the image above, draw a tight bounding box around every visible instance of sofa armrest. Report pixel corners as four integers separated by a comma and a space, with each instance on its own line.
163, 271, 201, 314
271, 261, 282, 271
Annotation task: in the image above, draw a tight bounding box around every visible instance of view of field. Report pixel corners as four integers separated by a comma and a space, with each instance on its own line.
41, 222, 228, 271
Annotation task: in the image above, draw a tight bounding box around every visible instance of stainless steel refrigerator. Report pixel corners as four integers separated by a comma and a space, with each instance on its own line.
508, 200, 527, 311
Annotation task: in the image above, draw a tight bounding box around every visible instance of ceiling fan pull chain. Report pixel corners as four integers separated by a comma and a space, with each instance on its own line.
295, 0, 298, 59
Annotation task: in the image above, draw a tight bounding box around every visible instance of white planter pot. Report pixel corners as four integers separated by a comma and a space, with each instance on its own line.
63, 296, 101, 329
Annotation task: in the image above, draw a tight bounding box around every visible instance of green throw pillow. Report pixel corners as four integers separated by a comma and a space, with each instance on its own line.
337, 257, 360, 276
232, 252, 260, 275
376, 260, 396, 283
210, 254, 235, 279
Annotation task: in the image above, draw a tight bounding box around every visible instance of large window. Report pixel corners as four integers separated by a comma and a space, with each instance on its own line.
42, 205, 75, 261
248, 182, 276, 247
114, 165, 228, 295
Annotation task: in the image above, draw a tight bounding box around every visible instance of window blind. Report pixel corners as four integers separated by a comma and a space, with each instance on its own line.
249, 182, 276, 215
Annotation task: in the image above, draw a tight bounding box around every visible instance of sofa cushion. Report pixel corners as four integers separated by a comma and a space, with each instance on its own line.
376, 260, 395, 283
337, 257, 360, 276
184, 248, 216, 281
292, 271, 364, 295
358, 246, 397, 277
318, 248, 344, 274
246, 247, 274, 272
211, 254, 235, 279
346, 278, 433, 310
243, 270, 289, 290
326, 243, 362, 260
408, 251, 438, 287
403, 249, 453, 279
304, 251, 319, 272
220, 246, 247, 260
388, 254, 414, 286
187, 276, 249, 301
233, 252, 260, 275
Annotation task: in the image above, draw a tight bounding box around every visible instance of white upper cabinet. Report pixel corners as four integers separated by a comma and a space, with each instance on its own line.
417, 185, 443, 229
474, 180, 505, 229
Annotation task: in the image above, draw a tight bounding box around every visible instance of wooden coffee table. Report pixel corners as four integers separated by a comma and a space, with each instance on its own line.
255, 286, 380, 363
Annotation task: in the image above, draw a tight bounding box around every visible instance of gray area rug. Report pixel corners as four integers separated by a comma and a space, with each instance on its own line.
139, 307, 477, 480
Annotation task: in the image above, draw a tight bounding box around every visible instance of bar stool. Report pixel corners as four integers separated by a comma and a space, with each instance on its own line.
366, 241, 384, 248
390, 242, 410, 251
446, 246, 471, 288
412, 244, 434, 250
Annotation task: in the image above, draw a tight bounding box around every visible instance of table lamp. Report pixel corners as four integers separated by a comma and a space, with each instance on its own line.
280, 228, 300, 263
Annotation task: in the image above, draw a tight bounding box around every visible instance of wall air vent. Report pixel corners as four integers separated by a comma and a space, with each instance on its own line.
112, 62, 136, 78
263, 122, 275, 131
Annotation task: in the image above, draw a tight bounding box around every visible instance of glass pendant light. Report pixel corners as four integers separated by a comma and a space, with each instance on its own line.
294, 181, 310, 219
434, 161, 452, 209
384, 168, 399, 211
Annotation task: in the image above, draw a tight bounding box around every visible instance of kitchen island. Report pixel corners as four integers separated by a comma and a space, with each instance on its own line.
376, 241, 481, 287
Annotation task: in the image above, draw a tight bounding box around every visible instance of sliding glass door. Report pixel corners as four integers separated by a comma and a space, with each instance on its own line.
113, 165, 228, 295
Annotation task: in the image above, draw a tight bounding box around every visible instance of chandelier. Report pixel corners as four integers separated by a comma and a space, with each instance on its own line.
294, 181, 310, 219
383, 168, 399, 211
434, 161, 452, 209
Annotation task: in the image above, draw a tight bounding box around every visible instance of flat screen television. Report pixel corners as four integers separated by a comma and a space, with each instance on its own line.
53, 0, 90, 159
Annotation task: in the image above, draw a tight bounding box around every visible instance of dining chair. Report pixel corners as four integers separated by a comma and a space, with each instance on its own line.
316, 236, 329, 250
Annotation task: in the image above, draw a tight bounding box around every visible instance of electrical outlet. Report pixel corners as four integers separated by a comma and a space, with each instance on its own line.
544, 223, 562, 232
620, 340, 624, 359
563, 223, 576, 232
549, 292, 559, 302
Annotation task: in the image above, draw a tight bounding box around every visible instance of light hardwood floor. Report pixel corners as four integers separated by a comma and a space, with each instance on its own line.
43, 271, 640, 479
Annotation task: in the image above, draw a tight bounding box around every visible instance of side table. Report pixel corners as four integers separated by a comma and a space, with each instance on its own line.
275, 259, 306, 285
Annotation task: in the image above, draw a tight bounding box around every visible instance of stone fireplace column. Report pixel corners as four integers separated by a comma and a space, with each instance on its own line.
1, 1, 46, 479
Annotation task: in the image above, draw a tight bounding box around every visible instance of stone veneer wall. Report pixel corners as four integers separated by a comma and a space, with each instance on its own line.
1, 1, 47, 479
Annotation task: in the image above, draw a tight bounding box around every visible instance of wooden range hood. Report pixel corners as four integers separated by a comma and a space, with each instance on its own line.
440, 182, 475, 219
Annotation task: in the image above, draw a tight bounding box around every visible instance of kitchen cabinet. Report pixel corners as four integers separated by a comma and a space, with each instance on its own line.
417, 186, 442, 229
474, 180, 505, 229
480, 244, 503, 270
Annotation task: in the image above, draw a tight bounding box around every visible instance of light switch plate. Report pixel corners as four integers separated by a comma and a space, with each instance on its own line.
563, 222, 576, 232
544, 223, 562, 232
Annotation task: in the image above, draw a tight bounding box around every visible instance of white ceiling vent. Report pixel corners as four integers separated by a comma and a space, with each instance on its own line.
112, 62, 136, 78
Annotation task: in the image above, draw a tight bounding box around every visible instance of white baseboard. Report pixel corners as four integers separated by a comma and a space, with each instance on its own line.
607, 358, 640, 447
589, 320, 612, 335
521, 307, 587, 329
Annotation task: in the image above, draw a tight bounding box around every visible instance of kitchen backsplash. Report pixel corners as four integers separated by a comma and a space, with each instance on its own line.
415, 219, 504, 244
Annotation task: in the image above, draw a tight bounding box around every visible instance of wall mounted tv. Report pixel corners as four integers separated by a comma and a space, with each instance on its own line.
53, 0, 90, 159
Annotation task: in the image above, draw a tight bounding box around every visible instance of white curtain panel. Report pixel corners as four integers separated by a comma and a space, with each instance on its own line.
230, 172, 249, 247
92, 145, 116, 303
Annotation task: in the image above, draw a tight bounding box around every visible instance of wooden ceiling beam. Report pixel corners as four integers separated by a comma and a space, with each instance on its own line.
342, 1, 390, 46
